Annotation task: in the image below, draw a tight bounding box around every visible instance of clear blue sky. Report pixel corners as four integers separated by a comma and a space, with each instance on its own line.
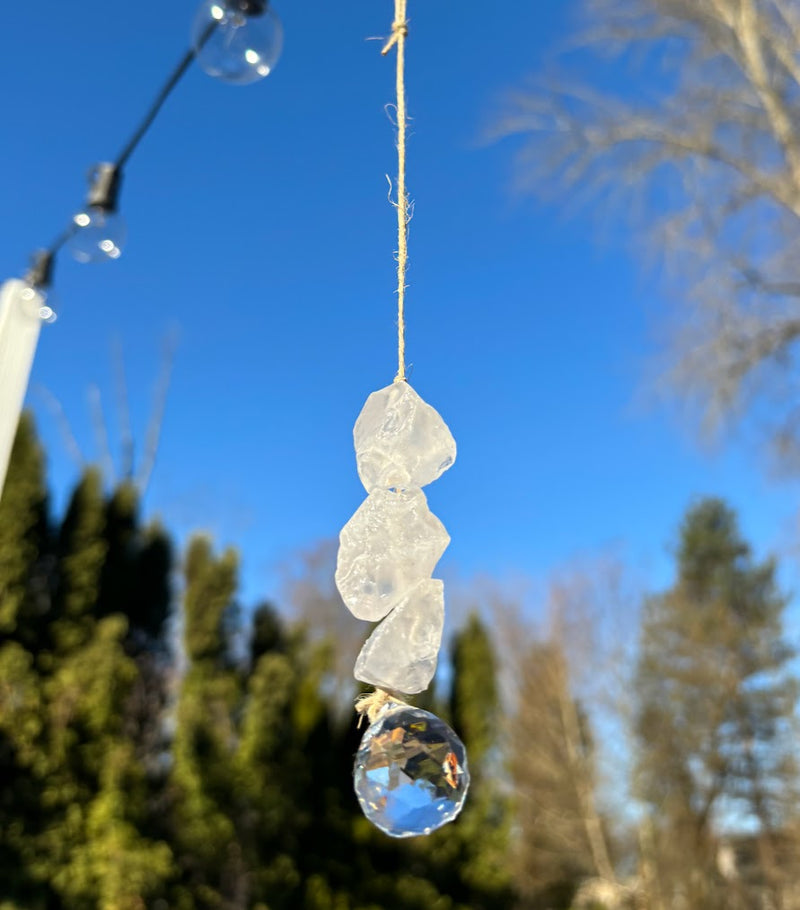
4, 1, 800, 612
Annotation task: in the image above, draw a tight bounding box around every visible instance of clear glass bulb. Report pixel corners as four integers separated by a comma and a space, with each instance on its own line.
68, 206, 127, 264
191, 0, 283, 85
18, 284, 57, 323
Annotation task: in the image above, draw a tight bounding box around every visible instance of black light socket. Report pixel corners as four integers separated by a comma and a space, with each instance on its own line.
86, 162, 123, 213
234, 0, 268, 15
25, 250, 54, 291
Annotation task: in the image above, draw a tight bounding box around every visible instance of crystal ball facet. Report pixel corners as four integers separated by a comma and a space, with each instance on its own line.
354, 705, 469, 838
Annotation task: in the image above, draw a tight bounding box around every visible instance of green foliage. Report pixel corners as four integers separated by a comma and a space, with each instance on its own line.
0, 415, 53, 908
51, 467, 108, 652
169, 535, 244, 907
0, 420, 520, 909
183, 536, 238, 663
0, 412, 48, 638
450, 612, 498, 767
10, 420, 800, 910
250, 600, 286, 662
98, 483, 172, 644
0, 419, 176, 908
444, 613, 514, 907
53, 741, 173, 910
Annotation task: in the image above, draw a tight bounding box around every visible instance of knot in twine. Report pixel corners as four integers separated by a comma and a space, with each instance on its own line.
355, 688, 405, 726
381, 18, 409, 55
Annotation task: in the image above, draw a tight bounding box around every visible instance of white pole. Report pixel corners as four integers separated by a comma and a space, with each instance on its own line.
0, 279, 46, 500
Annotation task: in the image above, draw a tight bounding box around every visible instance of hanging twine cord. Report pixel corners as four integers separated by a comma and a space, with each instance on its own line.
354, 1, 413, 730
382, 0, 409, 384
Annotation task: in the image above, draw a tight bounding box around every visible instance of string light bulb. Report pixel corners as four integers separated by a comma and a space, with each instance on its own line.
2, 1, 291, 506
191, 0, 283, 85
69, 163, 127, 264
23, 250, 58, 322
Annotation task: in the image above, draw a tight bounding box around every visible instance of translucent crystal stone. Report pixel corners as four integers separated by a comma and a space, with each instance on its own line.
354, 579, 444, 694
354, 382, 457, 492
354, 705, 469, 837
336, 489, 450, 622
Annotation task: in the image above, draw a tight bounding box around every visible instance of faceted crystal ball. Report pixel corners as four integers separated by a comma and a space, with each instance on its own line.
354, 705, 469, 838
336, 489, 450, 622
354, 382, 456, 492
354, 579, 444, 694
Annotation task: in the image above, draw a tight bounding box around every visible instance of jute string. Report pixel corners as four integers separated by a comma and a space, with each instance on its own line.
382, 0, 409, 384
354, 2, 413, 728
355, 689, 404, 726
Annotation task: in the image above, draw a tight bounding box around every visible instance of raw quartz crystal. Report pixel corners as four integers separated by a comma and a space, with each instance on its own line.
335, 489, 450, 622
354, 382, 456, 492
354, 579, 444, 694
336, 381, 456, 695
354, 704, 470, 838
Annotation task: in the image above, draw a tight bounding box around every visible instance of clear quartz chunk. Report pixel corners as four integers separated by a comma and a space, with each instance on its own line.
354, 579, 444, 694
335, 489, 450, 622
354, 705, 470, 838
354, 382, 456, 492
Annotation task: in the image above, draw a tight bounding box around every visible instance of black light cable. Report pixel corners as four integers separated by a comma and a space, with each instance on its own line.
21, 0, 283, 297
1, 0, 284, 500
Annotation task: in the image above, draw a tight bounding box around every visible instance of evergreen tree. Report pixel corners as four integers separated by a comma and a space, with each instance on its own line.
96, 481, 138, 628
95, 488, 176, 910
437, 612, 513, 908
0, 418, 528, 909
97, 481, 172, 645
635, 497, 799, 908
451, 613, 499, 763
249, 599, 287, 663
0, 462, 174, 909
235, 646, 302, 905
170, 535, 242, 909
233, 603, 325, 908
0, 638, 49, 907
44, 470, 173, 908
0, 416, 54, 907
68, 740, 173, 910
134, 521, 172, 644
0, 412, 49, 641
289, 629, 358, 909
49, 468, 108, 652
97, 484, 174, 830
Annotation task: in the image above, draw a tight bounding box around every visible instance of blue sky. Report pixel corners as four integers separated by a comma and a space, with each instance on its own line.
4, 0, 800, 617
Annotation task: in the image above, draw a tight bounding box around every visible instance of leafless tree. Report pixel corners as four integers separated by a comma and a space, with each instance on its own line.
495, 0, 800, 469
33, 328, 176, 493
496, 559, 639, 905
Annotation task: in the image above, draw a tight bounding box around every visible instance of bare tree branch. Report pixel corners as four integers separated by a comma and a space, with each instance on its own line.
88, 383, 115, 484
33, 384, 84, 470
112, 335, 134, 482
137, 327, 177, 495
494, 0, 800, 468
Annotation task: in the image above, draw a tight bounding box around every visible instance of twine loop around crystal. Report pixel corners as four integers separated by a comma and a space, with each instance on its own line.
355, 688, 406, 726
